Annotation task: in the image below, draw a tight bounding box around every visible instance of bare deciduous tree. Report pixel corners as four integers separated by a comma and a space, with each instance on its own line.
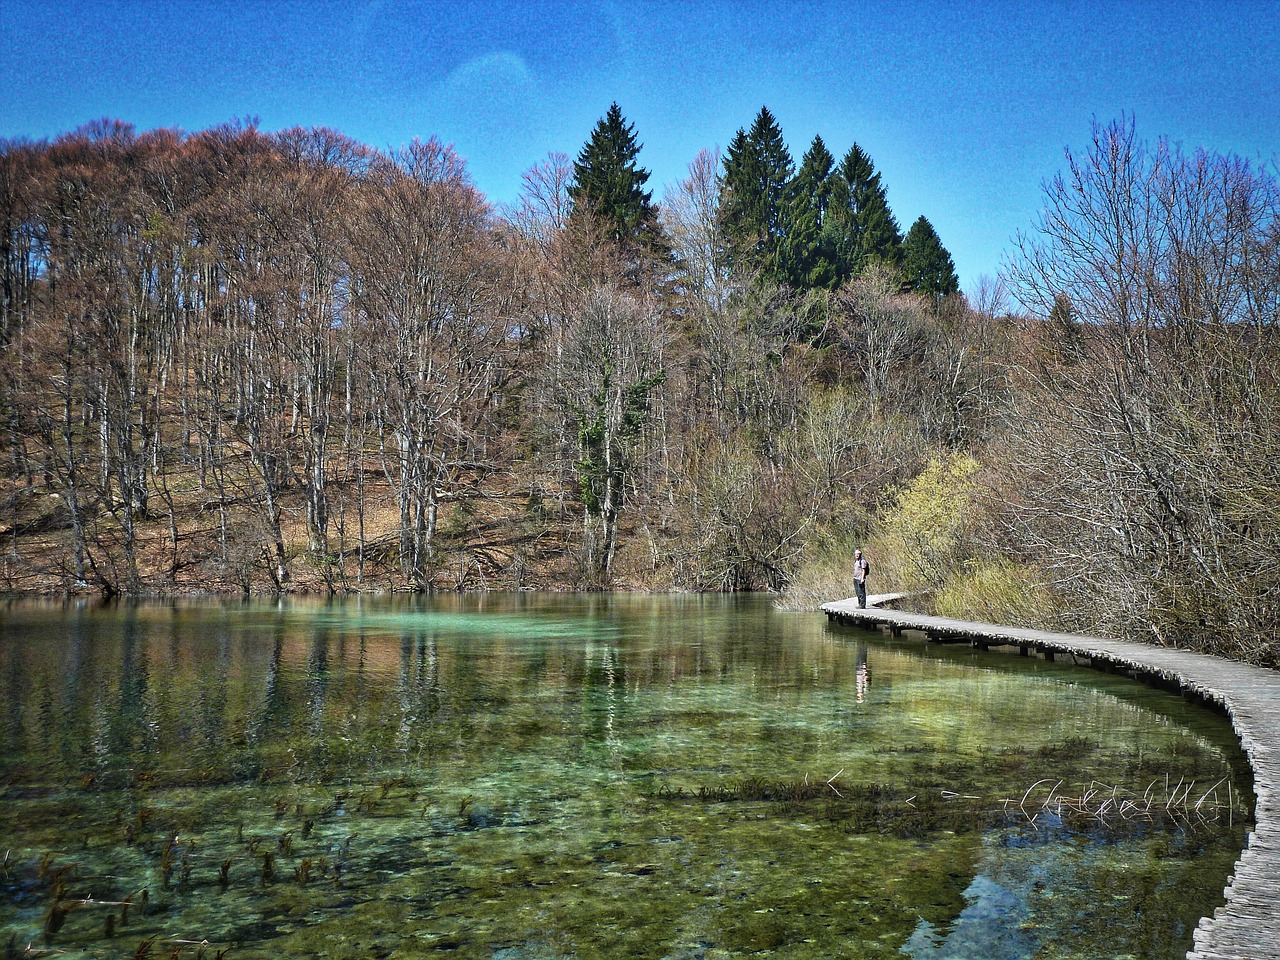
1004, 116, 1280, 661
353, 138, 514, 589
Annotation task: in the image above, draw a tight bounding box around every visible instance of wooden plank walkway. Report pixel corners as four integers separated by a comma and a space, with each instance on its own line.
821, 597, 1280, 960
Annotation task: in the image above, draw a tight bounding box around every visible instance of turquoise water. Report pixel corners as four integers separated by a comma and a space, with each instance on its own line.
0, 594, 1252, 959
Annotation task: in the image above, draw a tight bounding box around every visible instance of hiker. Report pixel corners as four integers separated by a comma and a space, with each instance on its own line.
853, 549, 870, 608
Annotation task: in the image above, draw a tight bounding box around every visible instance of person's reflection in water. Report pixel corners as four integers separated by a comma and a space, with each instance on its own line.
856, 643, 870, 704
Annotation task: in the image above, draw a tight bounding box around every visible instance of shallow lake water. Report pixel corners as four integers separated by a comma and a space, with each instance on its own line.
0, 593, 1253, 959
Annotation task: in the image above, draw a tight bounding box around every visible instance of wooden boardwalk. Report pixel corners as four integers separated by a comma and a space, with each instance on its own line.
821, 597, 1280, 960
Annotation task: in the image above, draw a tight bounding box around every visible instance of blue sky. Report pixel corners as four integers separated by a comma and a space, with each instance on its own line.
2, 0, 1277, 293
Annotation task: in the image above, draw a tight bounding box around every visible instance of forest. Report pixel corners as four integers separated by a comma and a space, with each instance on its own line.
2, 105, 1279, 665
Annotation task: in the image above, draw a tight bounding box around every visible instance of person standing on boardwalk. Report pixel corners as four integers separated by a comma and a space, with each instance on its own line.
853, 549, 870, 608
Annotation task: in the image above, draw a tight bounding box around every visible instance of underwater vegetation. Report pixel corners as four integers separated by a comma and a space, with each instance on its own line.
0, 595, 1256, 959
0, 735, 1247, 960
659, 736, 1241, 839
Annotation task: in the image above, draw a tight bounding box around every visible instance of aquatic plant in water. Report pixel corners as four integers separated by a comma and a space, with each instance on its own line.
0, 596, 1254, 959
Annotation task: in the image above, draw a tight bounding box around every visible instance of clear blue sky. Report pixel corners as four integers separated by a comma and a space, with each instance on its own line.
2, 0, 1277, 294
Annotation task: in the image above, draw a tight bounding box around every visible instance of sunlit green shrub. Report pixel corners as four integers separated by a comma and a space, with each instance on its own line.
874, 453, 980, 592
934, 557, 1063, 627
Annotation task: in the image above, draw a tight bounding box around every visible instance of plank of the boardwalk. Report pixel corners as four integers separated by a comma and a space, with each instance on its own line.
821, 599, 1280, 960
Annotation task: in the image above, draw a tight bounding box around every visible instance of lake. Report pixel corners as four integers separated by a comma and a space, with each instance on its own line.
0, 593, 1252, 959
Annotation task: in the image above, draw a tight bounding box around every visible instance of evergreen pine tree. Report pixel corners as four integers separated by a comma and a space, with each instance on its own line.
719, 126, 761, 267
719, 107, 794, 283
568, 103, 664, 254
831, 143, 903, 282
901, 216, 960, 297
783, 134, 839, 289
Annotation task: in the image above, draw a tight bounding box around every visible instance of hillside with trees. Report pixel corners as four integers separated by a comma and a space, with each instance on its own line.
2, 109, 1278, 664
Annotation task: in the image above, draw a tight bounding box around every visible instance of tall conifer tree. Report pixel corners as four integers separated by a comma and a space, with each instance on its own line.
784, 134, 839, 289
719, 107, 794, 283
901, 216, 960, 297
831, 143, 903, 282
568, 103, 664, 254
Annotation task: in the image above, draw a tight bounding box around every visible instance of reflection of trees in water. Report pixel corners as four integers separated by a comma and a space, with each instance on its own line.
902, 873, 1033, 960
248, 627, 287, 748
62, 605, 90, 767
196, 628, 232, 752
350, 630, 369, 715
306, 626, 330, 737
396, 630, 441, 757
583, 640, 626, 762
1, 624, 23, 750
0, 599, 1252, 960
108, 607, 154, 764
